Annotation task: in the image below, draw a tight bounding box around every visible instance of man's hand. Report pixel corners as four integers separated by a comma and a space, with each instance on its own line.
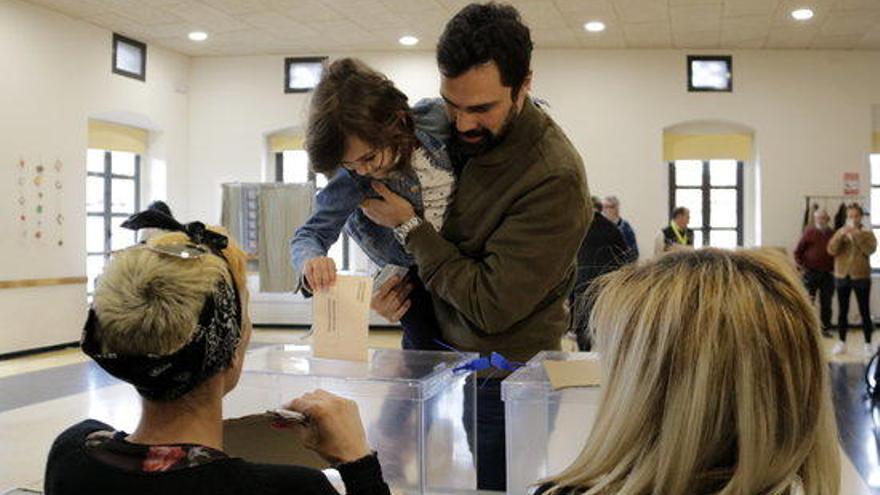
371, 275, 413, 323
303, 256, 337, 292
360, 182, 416, 228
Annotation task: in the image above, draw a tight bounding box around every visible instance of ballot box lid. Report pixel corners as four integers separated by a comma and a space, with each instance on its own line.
501, 350, 602, 403
242, 345, 478, 401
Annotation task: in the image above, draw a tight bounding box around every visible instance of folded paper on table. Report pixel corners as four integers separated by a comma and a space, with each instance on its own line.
223, 414, 329, 469
543, 359, 602, 390
312, 274, 371, 362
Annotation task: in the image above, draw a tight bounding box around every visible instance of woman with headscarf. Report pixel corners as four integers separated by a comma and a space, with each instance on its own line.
44, 210, 390, 495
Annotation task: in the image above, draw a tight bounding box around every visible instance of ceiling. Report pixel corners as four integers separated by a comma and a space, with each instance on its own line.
26, 0, 880, 56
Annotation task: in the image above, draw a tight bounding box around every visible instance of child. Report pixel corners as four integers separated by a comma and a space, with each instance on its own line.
290, 58, 453, 350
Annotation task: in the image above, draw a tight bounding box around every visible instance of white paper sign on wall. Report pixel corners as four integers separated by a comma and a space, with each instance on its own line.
844, 172, 860, 196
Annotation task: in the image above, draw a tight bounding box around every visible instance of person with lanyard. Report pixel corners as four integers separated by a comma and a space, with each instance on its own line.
45, 209, 390, 495
655, 206, 694, 255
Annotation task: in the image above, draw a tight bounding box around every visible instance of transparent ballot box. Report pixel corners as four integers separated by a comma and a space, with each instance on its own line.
224, 345, 479, 494
502, 351, 602, 495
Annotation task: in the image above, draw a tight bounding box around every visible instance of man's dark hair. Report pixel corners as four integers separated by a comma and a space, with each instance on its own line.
591, 196, 603, 213
672, 207, 689, 219
437, 2, 533, 97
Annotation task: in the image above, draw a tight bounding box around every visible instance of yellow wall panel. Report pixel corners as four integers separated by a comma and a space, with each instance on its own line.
663, 133, 753, 162
88, 120, 148, 154
268, 133, 305, 152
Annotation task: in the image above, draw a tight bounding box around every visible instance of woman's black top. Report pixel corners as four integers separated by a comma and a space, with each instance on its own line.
44, 420, 390, 495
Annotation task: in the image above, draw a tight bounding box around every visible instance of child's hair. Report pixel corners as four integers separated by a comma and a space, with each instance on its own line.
543, 248, 840, 495
93, 228, 248, 356
305, 57, 417, 176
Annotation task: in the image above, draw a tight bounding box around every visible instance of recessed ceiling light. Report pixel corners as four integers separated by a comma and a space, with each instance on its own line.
584, 21, 606, 33
399, 35, 419, 46
188, 31, 208, 41
791, 8, 814, 21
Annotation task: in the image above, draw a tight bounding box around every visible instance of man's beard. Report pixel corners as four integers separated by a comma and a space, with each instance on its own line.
450, 104, 518, 158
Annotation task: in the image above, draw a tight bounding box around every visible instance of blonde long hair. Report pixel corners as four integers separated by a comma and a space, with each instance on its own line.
544, 248, 839, 495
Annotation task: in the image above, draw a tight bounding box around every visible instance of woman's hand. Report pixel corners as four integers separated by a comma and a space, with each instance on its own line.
304, 256, 337, 292
284, 390, 372, 465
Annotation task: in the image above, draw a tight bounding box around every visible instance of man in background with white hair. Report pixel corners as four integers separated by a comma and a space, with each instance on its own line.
602, 195, 638, 261
795, 208, 835, 335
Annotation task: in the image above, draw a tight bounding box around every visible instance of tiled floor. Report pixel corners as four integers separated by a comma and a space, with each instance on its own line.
0, 328, 876, 493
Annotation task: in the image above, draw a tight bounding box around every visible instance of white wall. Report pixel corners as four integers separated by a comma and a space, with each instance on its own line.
5, 0, 880, 347
186, 49, 880, 324
188, 49, 880, 255
186, 52, 440, 224
187, 53, 444, 325
0, 0, 190, 354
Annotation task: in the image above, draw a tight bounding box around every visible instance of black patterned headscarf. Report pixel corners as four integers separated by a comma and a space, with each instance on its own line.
81, 210, 243, 401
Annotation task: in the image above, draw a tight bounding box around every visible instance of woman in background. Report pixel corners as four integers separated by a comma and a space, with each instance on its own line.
538, 248, 840, 495
827, 203, 877, 356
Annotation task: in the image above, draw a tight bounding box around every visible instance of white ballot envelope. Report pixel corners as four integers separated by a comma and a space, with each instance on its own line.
311, 274, 372, 362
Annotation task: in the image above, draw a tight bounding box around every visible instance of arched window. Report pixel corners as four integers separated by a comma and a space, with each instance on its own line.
269, 131, 369, 273
86, 120, 146, 296
664, 122, 753, 248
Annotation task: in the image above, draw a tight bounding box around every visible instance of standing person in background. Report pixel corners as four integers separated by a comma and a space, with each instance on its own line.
571, 197, 628, 351
601, 195, 638, 261
654, 207, 694, 255
795, 209, 835, 336
828, 204, 877, 356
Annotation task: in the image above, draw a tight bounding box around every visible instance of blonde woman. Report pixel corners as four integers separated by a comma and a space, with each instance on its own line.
45, 211, 390, 495
538, 248, 840, 495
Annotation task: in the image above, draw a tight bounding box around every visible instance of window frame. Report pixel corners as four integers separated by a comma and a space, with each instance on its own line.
870, 154, 880, 270
274, 151, 351, 270
87, 150, 141, 295
687, 54, 733, 93
669, 159, 744, 248
284, 56, 327, 94
112, 33, 147, 82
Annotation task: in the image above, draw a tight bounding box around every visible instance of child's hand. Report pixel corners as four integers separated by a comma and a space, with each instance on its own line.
304, 256, 337, 292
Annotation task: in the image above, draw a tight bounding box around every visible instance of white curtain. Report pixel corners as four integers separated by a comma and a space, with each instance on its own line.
221, 182, 315, 293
